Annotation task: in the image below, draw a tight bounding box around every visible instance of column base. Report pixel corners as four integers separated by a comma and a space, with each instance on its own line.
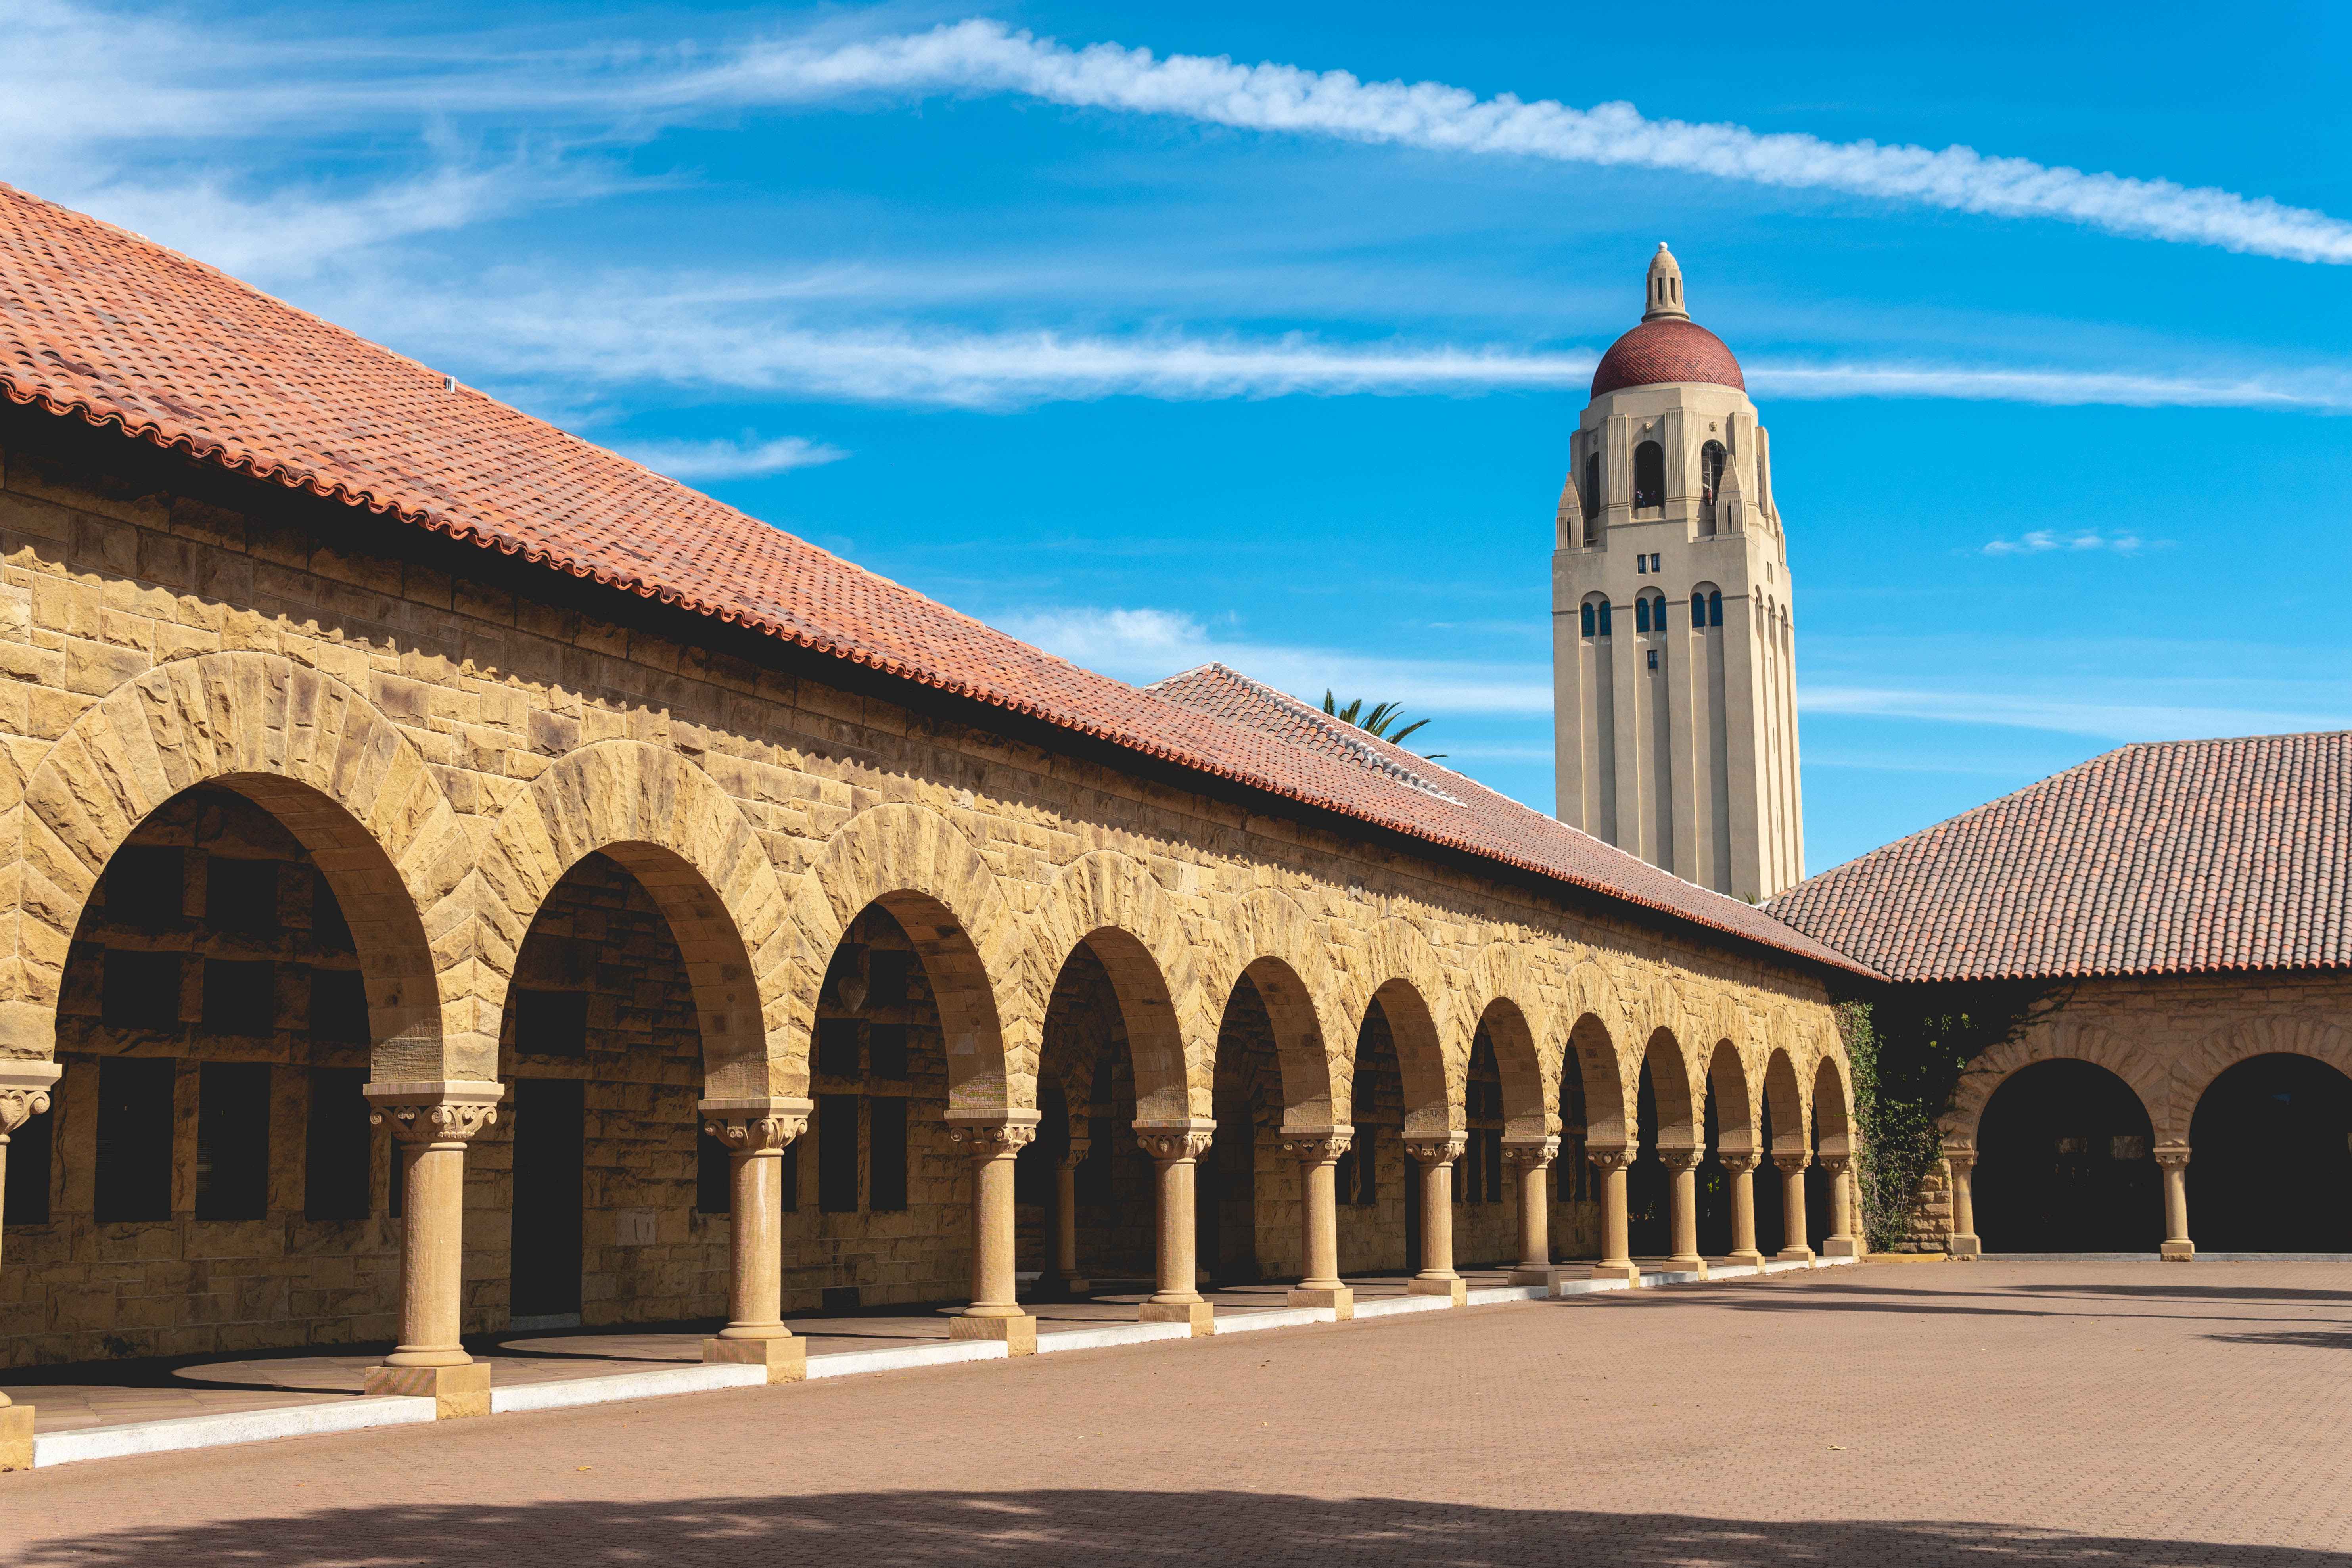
1822, 1237, 1860, 1259
950, 1312, 1039, 1355
1507, 1264, 1561, 1287
1776, 1246, 1815, 1265
1054, 1275, 1093, 1300
1949, 1234, 1981, 1260
1664, 1256, 1710, 1279
1724, 1249, 1765, 1269
1286, 1285, 1354, 1319
0, 1404, 31, 1472
2161, 1240, 2197, 1261
1407, 1276, 1467, 1304
1140, 1300, 1217, 1335
364, 1361, 491, 1419
1589, 1260, 1641, 1284
703, 1336, 807, 1383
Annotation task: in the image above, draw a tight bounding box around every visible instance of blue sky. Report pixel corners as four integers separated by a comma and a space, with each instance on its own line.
11, 0, 2348, 874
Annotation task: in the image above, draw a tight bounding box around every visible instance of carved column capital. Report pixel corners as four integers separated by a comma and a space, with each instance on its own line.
949, 1118, 1040, 1159
1058, 1139, 1093, 1170
1404, 1135, 1466, 1167
1773, 1152, 1811, 1175
1944, 1148, 1977, 1173
700, 1096, 813, 1154
0, 1061, 61, 1139
2155, 1143, 2192, 1171
1719, 1150, 1761, 1177
366, 1080, 506, 1146
1816, 1154, 1852, 1179
1135, 1121, 1217, 1162
1658, 1147, 1704, 1175
1280, 1129, 1353, 1163
1587, 1144, 1633, 1175
1501, 1136, 1560, 1169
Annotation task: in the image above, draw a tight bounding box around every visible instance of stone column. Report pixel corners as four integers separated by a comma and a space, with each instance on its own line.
1820, 1154, 1858, 1258
1946, 1147, 1980, 1259
1504, 1136, 1560, 1286
363, 1080, 506, 1418
699, 1097, 812, 1382
1136, 1121, 1217, 1334
1054, 1134, 1093, 1298
1660, 1148, 1708, 1277
2157, 1143, 2195, 1261
1774, 1153, 1813, 1263
0, 1063, 59, 1470
1281, 1129, 1352, 1317
948, 1114, 1041, 1353
1405, 1136, 1468, 1303
1722, 1151, 1764, 1267
1588, 1144, 1639, 1282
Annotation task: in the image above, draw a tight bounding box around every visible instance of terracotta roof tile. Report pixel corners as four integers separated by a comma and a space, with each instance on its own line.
1767, 732, 2352, 982
0, 181, 1865, 976
1591, 318, 1745, 399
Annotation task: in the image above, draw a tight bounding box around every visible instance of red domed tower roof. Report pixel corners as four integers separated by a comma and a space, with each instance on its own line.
1589, 243, 1746, 399
1590, 317, 1745, 399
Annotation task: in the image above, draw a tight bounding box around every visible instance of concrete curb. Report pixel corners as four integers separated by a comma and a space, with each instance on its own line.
1033, 1322, 1194, 1354
32, 1395, 437, 1469
805, 1341, 1008, 1377
489, 1363, 766, 1414
1209, 1307, 1334, 1334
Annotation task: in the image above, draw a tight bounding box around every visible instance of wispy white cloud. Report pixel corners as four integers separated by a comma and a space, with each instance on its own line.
669, 19, 2352, 264
370, 276, 2352, 414
1981, 529, 2158, 557
614, 433, 849, 481
998, 606, 1551, 714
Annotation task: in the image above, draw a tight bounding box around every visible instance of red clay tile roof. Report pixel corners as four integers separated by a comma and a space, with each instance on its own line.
1591, 318, 1746, 399
0, 181, 1865, 976
1768, 733, 2352, 982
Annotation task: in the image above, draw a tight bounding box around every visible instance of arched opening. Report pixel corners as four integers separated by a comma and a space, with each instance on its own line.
1556, 1014, 1623, 1261
1975, 1059, 2159, 1252
1699, 441, 1727, 532
1021, 939, 1162, 1294
1807, 1058, 1852, 1246
1698, 1042, 1751, 1258
32, 782, 439, 1364
1629, 1031, 1695, 1259
1587, 595, 1613, 638
1346, 996, 1406, 1273
1756, 1050, 1804, 1253
1633, 441, 1666, 513
1461, 1026, 1506, 1263
1581, 450, 1602, 539
1356, 980, 1449, 1275
2188, 1054, 2352, 1252
1204, 973, 1286, 1283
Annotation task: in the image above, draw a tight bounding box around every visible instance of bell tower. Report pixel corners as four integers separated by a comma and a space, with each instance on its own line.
1550, 245, 1803, 901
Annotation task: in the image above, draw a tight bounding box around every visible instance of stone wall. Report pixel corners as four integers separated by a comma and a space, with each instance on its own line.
0, 404, 1852, 1365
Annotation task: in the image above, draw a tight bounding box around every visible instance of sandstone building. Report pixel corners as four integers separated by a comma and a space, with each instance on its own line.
1552, 245, 1802, 902
0, 187, 1871, 1459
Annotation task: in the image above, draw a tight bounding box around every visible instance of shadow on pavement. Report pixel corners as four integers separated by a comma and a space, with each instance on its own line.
16, 1489, 2346, 1567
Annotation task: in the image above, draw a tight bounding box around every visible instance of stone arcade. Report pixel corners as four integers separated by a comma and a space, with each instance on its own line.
0, 189, 1869, 1465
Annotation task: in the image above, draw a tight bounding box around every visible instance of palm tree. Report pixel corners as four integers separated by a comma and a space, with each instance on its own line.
1322, 692, 1446, 759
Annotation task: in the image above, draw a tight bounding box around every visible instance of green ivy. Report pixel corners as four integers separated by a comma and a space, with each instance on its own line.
1838, 980, 2072, 1250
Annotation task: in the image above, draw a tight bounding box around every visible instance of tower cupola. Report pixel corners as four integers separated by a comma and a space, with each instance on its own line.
1643, 242, 1689, 321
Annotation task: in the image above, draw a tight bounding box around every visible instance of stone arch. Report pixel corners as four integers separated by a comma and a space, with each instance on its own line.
1812, 1053, 1853, 1160
12, 652, 468, 1076
2163, 1017, 2352, 1144
471, 740, 804, 1101
1467, 941, 1557, 1140
1339, 917, 1455, 1136
1027, 850, 1204, 1124
1706, 1038, 1756, 1157
803, 801, 1027, 1118
1762, 1048, 1806, 1156
1566, 1012, 1630, 1148
1643, 1027, 1699, 1153
1196, 887, 1340, 1131
1943, 1020, 2160, 1149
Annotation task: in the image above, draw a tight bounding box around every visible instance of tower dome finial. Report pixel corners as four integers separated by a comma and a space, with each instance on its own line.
1643, 242, 1689, 322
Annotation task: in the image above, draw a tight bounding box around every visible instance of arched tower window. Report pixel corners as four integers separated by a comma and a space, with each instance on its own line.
1636, 590, 1666, 633
1582, 450, 1601, 526
1699, 441, 1727, 530
1580, 602, 1595, 638
1692, 584, 1723, 631
1708, 588, 1723, 627
1633, 441, 1664, 512
1634, 596, 1650, 634
1690, 589, 1705, 625
1584, 594, 1612, 638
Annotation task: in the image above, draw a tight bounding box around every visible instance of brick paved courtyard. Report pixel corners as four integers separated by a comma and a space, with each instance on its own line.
4, 1260, 2348, 1566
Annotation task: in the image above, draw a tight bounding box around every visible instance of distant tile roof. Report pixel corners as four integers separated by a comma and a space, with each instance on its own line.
1768, 732, 2352, 982
0, 181, 1866, 976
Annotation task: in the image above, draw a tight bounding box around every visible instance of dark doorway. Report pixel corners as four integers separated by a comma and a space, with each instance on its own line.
1696, 1091, 1731, 1257
511, 1077, 585, 1319
1755, 1093, 1786, 1252
2189, 1054, 2352, 1252
1627, 1064, 1668, 1256
1976, 1059, 2159, 1251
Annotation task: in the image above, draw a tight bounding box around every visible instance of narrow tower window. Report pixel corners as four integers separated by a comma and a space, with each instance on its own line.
1690, 590, 1705, 625
1699, 441, 1727, 529
1597, 601, 1612, 637
1582, 451, 1600, 523
1708, 589, 1723, 627
1580, 602, 1595, 638
1634, 596, 1650, 634
1633, 441, 1665, 512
